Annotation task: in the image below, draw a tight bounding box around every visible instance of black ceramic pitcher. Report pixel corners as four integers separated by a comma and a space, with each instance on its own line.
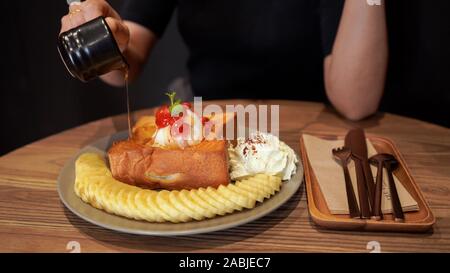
57, 16, 127, 82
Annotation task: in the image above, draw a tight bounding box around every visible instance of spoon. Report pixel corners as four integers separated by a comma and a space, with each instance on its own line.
383, 155, 405, 222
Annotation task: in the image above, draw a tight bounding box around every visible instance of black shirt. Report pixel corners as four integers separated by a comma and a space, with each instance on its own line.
121, 0, 344, 102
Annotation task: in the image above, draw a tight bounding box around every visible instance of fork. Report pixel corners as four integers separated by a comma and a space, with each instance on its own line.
332, 147, 360, 218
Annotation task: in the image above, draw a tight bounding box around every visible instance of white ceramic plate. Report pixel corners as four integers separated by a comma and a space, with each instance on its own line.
57, 131, 303, 236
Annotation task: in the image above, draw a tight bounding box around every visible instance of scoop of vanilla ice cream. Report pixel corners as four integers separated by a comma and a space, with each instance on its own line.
152, 126, 172, 147
228, 132, 298, 180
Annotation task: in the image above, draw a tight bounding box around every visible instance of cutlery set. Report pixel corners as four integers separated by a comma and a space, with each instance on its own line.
333, 129, 404, 221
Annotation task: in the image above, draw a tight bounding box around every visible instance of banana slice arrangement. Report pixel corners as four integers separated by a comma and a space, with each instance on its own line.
75, 153, 282, 223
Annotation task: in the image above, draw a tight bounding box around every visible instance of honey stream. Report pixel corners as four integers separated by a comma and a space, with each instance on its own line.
124, 67, 131, 139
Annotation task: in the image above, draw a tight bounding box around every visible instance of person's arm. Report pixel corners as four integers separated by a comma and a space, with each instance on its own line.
324, 0, 388, 120
60, 0, 157, 86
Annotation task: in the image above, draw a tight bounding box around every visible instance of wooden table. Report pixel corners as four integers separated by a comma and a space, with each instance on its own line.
1, 100, 449, 253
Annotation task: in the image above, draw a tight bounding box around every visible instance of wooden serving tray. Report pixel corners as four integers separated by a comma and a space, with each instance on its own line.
300, 133, 435, 232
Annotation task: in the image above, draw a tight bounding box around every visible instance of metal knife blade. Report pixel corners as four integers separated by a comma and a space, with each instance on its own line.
345, 129, 371, 218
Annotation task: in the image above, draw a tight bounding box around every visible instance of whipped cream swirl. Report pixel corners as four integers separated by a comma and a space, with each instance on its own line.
228, 132, 298, 181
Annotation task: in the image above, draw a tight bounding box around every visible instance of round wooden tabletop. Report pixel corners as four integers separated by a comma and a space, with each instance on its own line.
0, 100, 449, 252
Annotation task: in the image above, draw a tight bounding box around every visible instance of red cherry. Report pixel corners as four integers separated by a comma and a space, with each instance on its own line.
156, 118, 170, 128
155, 105, 171, 128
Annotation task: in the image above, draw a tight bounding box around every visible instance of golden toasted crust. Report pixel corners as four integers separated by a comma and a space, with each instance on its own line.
107, 140, 230, 190
109, 113, 236, 190
131, 116, 156, 145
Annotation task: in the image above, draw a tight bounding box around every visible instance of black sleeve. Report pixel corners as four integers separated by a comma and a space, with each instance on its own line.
319, 0, 345, 57
120, 0, 177, 38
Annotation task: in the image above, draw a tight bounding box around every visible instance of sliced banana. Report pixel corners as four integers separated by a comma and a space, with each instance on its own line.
235, 180, 267, 202
189, 189, 222, 216
205, 186, 239, 213
178, 189, 215, 218
169, 190, 204, 221
227, 183, 261, 203
157, 190, 191, 222
217, 184, 256, 209
197, 188, 229, 215
74, 153, 283, 223
147, 191, 175, 222
134, 189, 157, 222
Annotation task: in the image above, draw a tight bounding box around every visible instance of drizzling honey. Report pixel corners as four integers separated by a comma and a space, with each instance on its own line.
124, 67, 132, 139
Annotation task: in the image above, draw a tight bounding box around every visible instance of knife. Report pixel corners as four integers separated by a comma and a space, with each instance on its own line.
349, 129, 375, 206
345, 129, 372, 218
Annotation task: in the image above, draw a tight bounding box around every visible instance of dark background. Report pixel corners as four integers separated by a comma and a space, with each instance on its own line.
1, 0, 449, 155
